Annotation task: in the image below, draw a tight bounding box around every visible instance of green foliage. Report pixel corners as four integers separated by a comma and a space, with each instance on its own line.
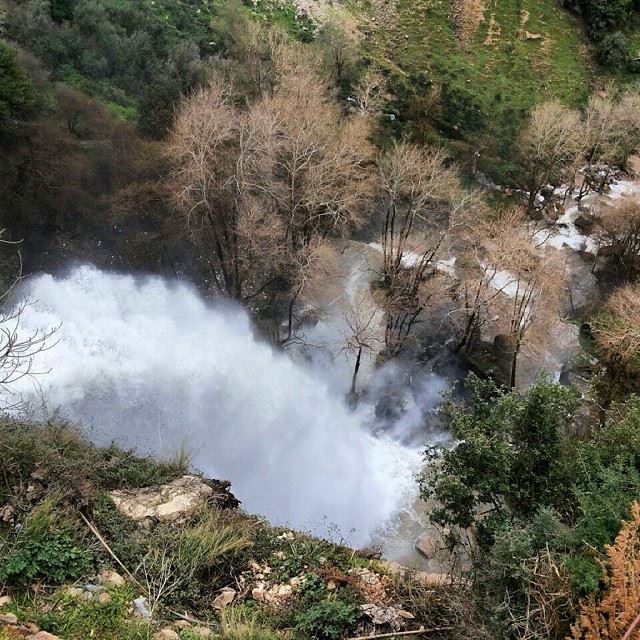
220, 609, 281, 640
294, 598, 360, 640
578, 0, 634, 39
293, 575, 361, 640
0, 529, 92, 588
421, 375, 580, 544
0, 41, 35, 133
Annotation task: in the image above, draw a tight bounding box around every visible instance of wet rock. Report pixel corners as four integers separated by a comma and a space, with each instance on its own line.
98, 568, 126, 587
213, 587, 236, 609
110, 475, 214, 523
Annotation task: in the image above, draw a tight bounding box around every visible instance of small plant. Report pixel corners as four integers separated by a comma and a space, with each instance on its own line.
220, 608, 280, 640
294, 597, 360, 640
0, 530, 92, 588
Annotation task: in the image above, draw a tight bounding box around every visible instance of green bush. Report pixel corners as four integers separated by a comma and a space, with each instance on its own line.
294, 598, 360, 640
421, 374, 580, 545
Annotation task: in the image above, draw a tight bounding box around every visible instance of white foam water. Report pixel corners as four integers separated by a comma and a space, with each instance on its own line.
10, 265, 421, 546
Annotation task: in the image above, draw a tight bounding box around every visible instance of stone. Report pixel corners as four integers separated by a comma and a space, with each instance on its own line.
26, 633, 61, 640
98, 592, 112, 604
0, 613, 18, 624
133, 596, 151, 620
63, 587, 83, 598
98, 568, 126, 587
397, 610, 415, 620
525, 31, 542, 39
191, 627, 213, 637
0, 505, 14, 523
0, 595, 13, 606
154, 629, 180, 640
212, 587, 236, 609
110, 475, 214, 523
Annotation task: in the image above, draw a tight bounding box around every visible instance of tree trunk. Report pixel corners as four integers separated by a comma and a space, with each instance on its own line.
350, 346, 363, 395
509, 342, 520, 388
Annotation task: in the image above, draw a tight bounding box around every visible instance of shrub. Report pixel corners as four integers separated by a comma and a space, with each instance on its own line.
596, 32, 629, 69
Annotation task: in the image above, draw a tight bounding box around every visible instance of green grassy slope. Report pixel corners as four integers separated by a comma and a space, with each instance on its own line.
359, 0, 624, 178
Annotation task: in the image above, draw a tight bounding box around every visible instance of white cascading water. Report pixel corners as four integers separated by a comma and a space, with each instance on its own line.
11, 265, 422, 547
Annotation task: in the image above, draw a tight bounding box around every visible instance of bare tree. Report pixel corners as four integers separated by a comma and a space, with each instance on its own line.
352, 66, 387, 118
593, 282, 640, 365
516, 101, 583, 215
318, 15, 358, 87
377, 142, 461, 355
593, 196, 640, 280
167, 62, 373, 311
484, 209, 566, 387
340, 288, 383, 396
0, 239, 58, 410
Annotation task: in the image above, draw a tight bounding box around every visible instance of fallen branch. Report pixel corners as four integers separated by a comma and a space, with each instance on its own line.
622, 613, 640, 640
79, 511, 145, 591
346, 626, 454, 640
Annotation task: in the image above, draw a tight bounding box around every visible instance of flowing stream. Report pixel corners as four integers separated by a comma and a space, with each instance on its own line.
11, 265, 428, 550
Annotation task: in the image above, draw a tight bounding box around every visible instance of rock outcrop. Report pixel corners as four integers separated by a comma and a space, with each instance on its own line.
110, 475, 238, 524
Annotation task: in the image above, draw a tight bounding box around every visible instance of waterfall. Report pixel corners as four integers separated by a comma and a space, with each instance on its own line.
11, 265, 422, 546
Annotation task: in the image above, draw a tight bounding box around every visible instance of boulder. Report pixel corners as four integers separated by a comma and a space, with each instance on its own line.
110, 475, 214, 523
415, 533, 437, 559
